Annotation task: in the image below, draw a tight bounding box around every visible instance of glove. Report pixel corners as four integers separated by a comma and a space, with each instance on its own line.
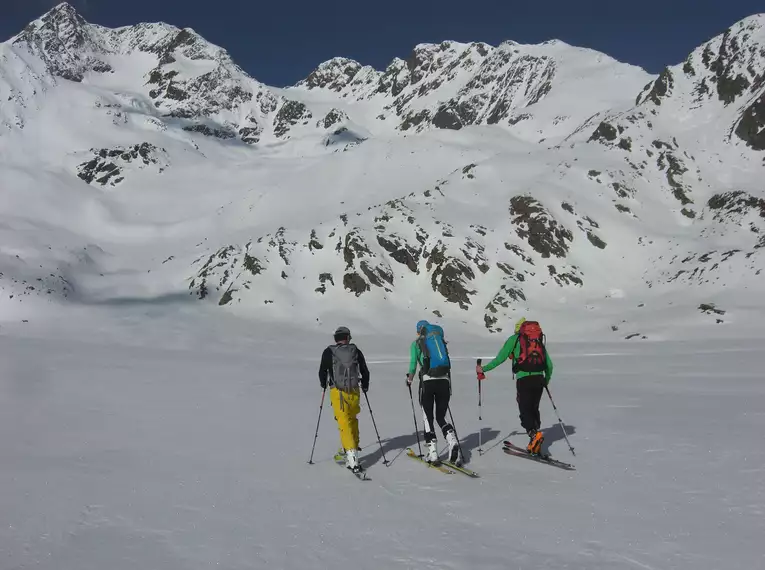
405, 373, 414, 386
362, 384, 369, 393
476, 365, 485, 381
320, 380, 327, 390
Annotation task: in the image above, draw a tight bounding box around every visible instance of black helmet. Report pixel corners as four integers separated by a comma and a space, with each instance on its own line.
334, 326, 351, 342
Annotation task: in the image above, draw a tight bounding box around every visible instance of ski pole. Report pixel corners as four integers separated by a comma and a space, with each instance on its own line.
364, 391, 389, 466
477, 358, 484, 454
307, 387, 326, 464
407, 381, 423, 457
545, 386, 575, 456
447, 405, 466, 464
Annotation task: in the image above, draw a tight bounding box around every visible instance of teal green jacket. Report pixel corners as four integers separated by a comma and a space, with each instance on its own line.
407, 341, 424, 376
482, 333, 554, 382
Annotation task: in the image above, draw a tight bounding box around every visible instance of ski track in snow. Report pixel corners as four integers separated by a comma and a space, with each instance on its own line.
0, 311, 763, 570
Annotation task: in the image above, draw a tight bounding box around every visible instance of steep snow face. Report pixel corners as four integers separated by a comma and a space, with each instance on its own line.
631, 14, 765, 152
292, 39, 653, 144
1, 3, 764, 339
5, 2, 285, 147
0, 43, 56, 131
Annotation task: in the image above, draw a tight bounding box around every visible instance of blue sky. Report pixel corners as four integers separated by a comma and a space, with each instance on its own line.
3, 0, 762, 86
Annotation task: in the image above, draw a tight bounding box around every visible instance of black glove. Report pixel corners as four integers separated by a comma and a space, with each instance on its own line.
362, 384, 369, 393
320, 380, 327, 390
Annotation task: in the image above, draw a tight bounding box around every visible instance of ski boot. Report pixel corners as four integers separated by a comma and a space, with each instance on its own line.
425, 440, 439, 463
335, 446, 362, 461
527, 429, 544, 455
345, 448, 362, 473
446, 430, 462, 466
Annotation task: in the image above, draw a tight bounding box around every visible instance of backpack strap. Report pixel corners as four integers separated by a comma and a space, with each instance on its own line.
510, 334, 521, 376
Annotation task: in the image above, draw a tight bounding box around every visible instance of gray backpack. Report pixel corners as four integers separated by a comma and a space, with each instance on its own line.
329, 344, 361, 392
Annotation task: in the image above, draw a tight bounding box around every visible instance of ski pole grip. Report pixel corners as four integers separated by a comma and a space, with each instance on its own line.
476, 358, 485, 381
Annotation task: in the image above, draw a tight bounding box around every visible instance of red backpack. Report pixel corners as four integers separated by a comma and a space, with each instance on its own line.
512, 321, 547, 374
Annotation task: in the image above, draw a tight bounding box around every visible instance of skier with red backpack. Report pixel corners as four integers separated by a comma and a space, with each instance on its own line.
476, 318, 554, 455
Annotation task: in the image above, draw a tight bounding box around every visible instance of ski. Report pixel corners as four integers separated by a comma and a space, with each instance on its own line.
335, 457, 370, 480
502, 441, 575, 471
441, 460, 480, 478
406, 448, 455, 474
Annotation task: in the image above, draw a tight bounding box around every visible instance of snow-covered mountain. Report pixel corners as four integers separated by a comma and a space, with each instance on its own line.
1, 3, 764, 339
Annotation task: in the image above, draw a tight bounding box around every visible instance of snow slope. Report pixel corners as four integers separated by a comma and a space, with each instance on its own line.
0, 310, 763, 570
1, 5, 764, 569
0, 2, 764, 341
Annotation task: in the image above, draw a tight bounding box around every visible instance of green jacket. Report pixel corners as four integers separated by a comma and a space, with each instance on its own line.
408, 341, 424, 376
482, 333, 554, 382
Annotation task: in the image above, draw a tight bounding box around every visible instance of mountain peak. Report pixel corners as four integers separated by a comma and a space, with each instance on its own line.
295, 57, 366, 91
10, 1, 109, 82
37, 2, 80, 19
20, 2, 87, 37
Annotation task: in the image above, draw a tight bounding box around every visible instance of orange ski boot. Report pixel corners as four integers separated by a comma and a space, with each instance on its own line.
526, 429, 544, 455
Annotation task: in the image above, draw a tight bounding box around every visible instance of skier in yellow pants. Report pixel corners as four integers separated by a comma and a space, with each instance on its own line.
329, 387, 360, 451
318, 326, 370, 473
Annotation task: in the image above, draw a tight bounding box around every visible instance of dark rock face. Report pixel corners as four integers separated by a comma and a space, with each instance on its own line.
376, 58, 410, 97
707, 191, 765, 226
589, 121, 618, 143
424, 242, 476, 310
299, 58, 363, 91
190, 245, 237, 301
656, 151, 693, 206
637, 68, 674, 105
418, 47, 556, 131
273, 100, 312, 138
377, 235, 419, 273
586, 231, 607, 249
343, 272, 369, 296
484, 277, 527, 333
509, 196, 573, 259
641, 17, 765, 114
735, 91, 765, 150
318, 108, 348, 130
238, 127, 261, 145
400, 110, 431, 131
432, 104, 464, 130
77, 143, 166, 186
703, 27, 755, 105
323, 127, 367, 151
315, 273, 334, 294
183, 124, 236, 139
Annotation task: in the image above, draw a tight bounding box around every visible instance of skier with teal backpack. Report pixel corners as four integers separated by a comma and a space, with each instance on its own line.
406, 320, 462, 465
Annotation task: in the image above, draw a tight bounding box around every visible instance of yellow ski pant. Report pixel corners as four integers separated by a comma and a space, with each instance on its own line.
330, 387, 360, 450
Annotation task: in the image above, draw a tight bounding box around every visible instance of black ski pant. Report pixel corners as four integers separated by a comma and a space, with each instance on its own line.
419, 378, 453, 442
516, 375, 545, 433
